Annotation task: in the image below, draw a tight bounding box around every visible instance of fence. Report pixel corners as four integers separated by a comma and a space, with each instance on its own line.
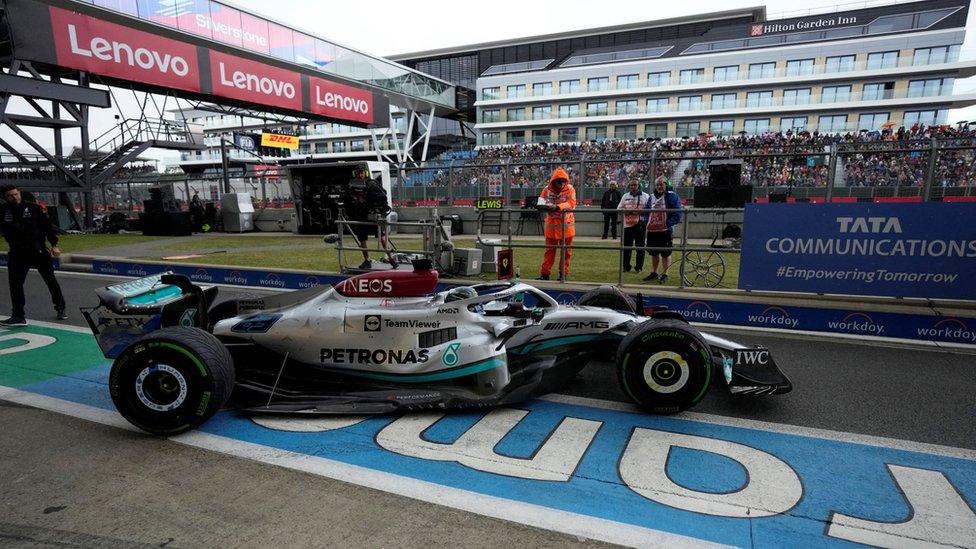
474, 207, 744, 290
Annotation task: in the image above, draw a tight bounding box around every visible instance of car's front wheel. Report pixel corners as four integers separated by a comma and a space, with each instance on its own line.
616, 318, 711, 414
109, 327, 235, 435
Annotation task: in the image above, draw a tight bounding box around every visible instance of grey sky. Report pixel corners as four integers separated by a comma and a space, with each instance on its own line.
4, 0, 976, 165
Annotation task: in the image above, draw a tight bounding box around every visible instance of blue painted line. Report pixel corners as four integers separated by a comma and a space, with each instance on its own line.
17, 360, 976, 548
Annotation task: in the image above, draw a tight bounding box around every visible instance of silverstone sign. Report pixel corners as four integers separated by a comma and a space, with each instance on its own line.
7, 0, 388, 126
739, 204, 976, 300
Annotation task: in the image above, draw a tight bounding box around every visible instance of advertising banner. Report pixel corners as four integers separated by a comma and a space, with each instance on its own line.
309, 76, 375, 125
739, 203, 976, 300
260, 133, 299, 150
209, 50, 303, 112
49, 5, 202, 93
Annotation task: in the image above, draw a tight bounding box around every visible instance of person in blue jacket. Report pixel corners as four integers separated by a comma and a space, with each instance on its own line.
642, 176, 682, 283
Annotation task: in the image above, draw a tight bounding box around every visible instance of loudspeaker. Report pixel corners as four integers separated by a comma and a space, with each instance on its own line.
708, 160, 743, 187
140, 211, 192, 236
694, 185, 753, 208
769, 192, 788, 203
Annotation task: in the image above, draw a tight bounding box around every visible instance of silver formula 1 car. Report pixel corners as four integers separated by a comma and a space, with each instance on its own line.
83, 260, 792, 435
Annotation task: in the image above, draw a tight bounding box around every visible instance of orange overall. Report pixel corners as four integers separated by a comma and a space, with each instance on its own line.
539, 168, 577, 276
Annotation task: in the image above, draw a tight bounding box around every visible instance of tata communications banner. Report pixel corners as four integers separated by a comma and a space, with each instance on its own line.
739, 204, 976, 300
6, 0, 388, 126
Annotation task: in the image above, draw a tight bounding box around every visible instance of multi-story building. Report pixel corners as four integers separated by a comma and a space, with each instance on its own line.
393, 0, 976, 147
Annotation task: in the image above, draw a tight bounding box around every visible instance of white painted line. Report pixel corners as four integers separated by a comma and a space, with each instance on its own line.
0, 387, 727, 549
542, 394, 976, 461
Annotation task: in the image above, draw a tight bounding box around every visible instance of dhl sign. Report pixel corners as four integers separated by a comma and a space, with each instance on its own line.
260, 133, 299, 150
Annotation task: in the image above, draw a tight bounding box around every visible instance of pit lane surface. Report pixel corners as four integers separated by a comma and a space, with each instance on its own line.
1, 271, 974, 548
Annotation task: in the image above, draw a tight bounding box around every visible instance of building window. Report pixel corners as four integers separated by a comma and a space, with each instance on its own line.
507, 84, 526, 98
711, 93, 737, 109
559, 79, 581, 94
508, 108, 525, 121
558, 104, 580, 118
558, 127, 579, 142
783, 88, 812, 106
587, 102, 608, 116
858, 112, 889, 130
675, 121, 700, 137
647, 71, 671, 86
785, 58, 814, 76
679, 68, 704, 84
532, 106, 551, 120
532, 82, 553, 96
588, 77, 609, 91
677, 95, 702, 111
617, 74, 639, 89
904, 109, 947, 127
914, 45, 959, 66
531, 129, 551, 143
616, 100, 638, 115
818, 115, 848, 132
745, 90, 773, 108
781, 116, 808, 131
615, 125, 637, 139
646, 97, 668, 113
314, 142, 328, 153
351, 139, 365, 152
713, 65, 739, 82
644, 123, 668, 139
482, 87, 499, 100
863, 82, 894, 101
748, 62, 776, 79
822, 85, 852, 103
482, 132, 500, 146
709, 120, 734, 136
744, 118, 771, 134
907, 78, 953, 98
585, 126, 607, 141
333, 141, 346, 152
867, 50, 898, 70
481, 109, 500, 123
507, 130, 525, 144
825, 55, 855, 73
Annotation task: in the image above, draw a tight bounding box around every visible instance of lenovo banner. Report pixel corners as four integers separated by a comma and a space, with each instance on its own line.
49, 6, 201, 93
739, 203, 976, 300
310, 77, 374, 125
210, 50, 302, 111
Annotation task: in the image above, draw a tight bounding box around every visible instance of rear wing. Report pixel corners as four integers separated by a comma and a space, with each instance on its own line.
82, 273, 217, 358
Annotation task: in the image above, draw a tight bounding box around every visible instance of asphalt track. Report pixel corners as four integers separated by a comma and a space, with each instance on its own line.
1, 270, 974, 548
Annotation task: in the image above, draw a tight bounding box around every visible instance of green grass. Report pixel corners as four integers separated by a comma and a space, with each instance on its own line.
57, 234, 170, 252
145, 235, 742, 289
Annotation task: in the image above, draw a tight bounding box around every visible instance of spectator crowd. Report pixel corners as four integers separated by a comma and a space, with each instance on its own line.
406, 124, 976, 191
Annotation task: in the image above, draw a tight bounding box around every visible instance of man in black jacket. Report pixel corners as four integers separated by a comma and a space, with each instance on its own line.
600, 181, 622, 239
0, 185, 66, 325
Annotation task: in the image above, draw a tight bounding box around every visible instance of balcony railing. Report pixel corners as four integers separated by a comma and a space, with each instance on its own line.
478, 52, 967, 101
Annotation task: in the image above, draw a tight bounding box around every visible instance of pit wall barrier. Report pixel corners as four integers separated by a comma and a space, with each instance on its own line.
64, 258, 976, 347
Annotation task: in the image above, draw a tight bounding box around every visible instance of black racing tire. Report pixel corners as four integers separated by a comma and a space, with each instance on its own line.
109, 327, 235, 435
616, 318, 712, 414
577, 285, 637, 313
577, 285, 636, 361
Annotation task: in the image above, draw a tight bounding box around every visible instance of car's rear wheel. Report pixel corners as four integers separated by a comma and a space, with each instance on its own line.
109, 327, 235, 435
616, 318, 711, 414
577, 285, 637, 313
